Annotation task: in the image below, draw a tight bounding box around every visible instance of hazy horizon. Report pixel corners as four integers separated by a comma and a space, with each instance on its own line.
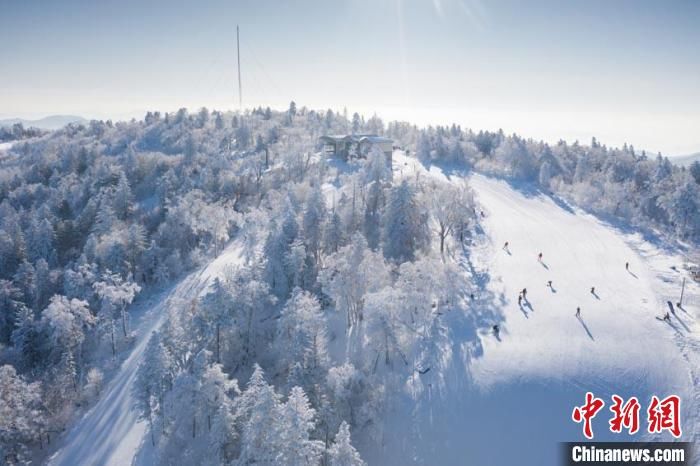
1, 0, 699, 155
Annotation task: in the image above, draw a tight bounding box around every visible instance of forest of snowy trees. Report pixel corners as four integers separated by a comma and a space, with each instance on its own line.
409, 125, 700, 243
0, 124, 46, 143
0, 102, 698, 464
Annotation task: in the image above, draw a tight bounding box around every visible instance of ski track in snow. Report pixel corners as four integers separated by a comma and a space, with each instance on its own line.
367, 153, 700, 466
46, 240, 246, 466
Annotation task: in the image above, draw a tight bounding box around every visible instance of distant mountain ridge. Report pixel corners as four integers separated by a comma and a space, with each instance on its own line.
0, 115, 88, 130
671, 152, 700, 167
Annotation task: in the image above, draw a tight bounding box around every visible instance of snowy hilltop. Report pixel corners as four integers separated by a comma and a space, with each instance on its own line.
0, 104, 698, 465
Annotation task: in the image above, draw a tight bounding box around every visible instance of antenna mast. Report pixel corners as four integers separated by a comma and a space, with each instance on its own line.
236, 25, 242, 111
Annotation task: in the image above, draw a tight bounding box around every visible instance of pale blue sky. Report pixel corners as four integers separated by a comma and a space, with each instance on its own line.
1, 0, 699, 154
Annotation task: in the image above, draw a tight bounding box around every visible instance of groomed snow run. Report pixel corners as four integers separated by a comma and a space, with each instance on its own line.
46, 239, 246, 466
365, 154, 699, 465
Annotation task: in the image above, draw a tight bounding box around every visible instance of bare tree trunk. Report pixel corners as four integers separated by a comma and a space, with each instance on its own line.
245, 309, 253, 364
121, 306, 128, 338
150, 414, 156, 446
111, 322, 116, 356
216, 323, 221, 363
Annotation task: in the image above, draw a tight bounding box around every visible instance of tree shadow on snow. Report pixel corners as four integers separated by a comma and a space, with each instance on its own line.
474, 173, 577, 215
472, 173, 690, 258
434, 244, 508, 387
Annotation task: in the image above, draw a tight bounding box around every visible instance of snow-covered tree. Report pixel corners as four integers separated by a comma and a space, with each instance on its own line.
539, 160, 553, 190
0, 365, 46, 463
202, 363, 239, 463
275, 288, 328, 383
328, 421, 365, 466
226, 268, 275, 367
113, 172, 134, 220
236, 365, 282, 465
382, 180, 430, 263
11, 304, 39, 369
275, 386, 324, 466
661, 179, 700, 240
303, 185, 327, 264
135, 331, 174, 445
41, 295, 95, 368
84, 367, 103, 400
319, 233, 390, 328
324, 210, 344, 254
196, 277, 235, 363
416, 131, 432, 164
93, 271, 141, 341
427, 182, 475, 255
0, 280, 24, 345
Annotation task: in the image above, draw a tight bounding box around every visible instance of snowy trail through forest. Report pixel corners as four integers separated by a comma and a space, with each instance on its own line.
46, 240, 245, 466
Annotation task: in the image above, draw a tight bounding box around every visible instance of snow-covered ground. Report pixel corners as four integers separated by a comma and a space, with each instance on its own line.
46, 239, 246, 466
363, 153, 700, 465
45, 151, 699, 466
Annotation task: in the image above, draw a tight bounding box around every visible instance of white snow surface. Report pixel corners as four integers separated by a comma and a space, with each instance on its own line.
362, 153, 700, 465
45, 151, 700, 466
46, 239, 246, 466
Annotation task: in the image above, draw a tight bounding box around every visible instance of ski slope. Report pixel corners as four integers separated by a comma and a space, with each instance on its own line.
367, 154, 700, 465
47, 239, 246, 466
469, 173, 694, 389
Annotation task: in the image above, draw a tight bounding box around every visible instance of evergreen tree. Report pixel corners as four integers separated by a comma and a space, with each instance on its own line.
0, 365, 46, 463
382, 180, 430, 263
113, 172, 134, 220
236, 365, 282, 465
303, 185, 327, 263
275, 386, 324, 466
328, 421, 365, 466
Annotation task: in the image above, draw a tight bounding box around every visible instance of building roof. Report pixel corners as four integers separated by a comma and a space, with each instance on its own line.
358, 135, 393, 144
319, 134, 393, 144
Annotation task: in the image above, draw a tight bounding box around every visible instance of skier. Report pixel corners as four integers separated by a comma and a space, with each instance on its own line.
547, 280, 552, 288
480, 210, 485, 218
590, 286, 595, 294
575, 307, 581, 318
518, 294, 523, 306
663, 312, 670, 322
503, 241, 509, 250
470, 293, 475, 301
625, 262, 629, 270
522, 288, 527, 299
492, 324, 500, 336
538, 252, 543, 261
